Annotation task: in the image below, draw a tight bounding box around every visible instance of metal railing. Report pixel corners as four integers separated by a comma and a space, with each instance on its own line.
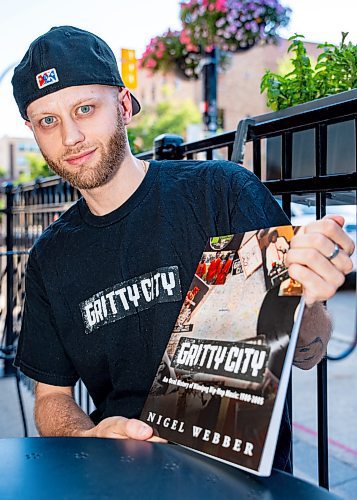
1, 88, 356, 489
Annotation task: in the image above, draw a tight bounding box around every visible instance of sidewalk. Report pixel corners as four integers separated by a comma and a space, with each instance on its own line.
291, 289, 357, 499
0, 375, 37, 438
292, 348, 357, 499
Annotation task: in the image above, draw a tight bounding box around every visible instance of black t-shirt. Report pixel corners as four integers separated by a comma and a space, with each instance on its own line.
14, 159, 292, 470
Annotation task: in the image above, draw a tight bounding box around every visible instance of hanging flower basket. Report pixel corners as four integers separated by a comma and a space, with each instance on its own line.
140, 30, 201, 79
140, 1, 290, 79
179, 0, 291, 52
140, 29, 231, 79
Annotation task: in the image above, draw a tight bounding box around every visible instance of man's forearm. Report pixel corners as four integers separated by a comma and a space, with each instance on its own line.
34, 392, 95, 437
293, 302, 332, 370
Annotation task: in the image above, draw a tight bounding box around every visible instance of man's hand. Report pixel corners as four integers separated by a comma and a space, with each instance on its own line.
286, 215, 355, 306
80, 416, 166, 443
34, 383, 166, 442
286, 215, 354, 369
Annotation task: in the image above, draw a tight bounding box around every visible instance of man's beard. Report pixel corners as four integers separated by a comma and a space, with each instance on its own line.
41, 110, 127, 190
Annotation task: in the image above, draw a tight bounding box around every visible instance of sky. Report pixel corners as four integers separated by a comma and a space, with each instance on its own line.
0, 0, 356, 138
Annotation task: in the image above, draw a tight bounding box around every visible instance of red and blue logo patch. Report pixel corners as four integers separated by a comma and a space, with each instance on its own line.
36, 68, 59, 89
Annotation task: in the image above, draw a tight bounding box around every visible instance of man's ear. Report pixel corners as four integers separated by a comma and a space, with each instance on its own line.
118, 88, 133, 125
25, 120, 33, 131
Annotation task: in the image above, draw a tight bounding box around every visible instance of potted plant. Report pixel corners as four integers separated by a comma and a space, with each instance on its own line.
260, 33, 357, 179
260, 33, 357, 110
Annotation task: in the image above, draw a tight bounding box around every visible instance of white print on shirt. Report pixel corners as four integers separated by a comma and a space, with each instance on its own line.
79, 266, 182, 334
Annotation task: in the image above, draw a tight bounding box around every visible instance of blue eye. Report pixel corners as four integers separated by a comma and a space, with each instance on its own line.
41, 116, 55, 126
78, 105, 92, 114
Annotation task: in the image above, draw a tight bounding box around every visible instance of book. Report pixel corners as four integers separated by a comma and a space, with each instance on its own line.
140, 225, 305, 476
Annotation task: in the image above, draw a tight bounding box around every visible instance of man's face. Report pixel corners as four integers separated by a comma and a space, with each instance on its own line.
26, 84, 130, 190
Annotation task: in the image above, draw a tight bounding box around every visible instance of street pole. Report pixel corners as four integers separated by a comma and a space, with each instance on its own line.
202, 47, 218, 136
4, 183, 15, 376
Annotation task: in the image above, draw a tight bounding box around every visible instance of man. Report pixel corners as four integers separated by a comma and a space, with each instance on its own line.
205, 252, 222, 284
215, 255, 233, 285
195, 257, 207, 279
12, 26, 354, 471
265, 230, 289, 276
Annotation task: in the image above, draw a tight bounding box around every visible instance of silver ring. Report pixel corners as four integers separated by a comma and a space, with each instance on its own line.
327, 244, 340, 261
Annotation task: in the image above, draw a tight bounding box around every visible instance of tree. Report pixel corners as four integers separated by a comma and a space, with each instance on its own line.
128, 96, 201, 152
16, 153, 54, 184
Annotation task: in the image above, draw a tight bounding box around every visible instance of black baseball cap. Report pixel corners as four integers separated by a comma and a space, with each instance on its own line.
12, 25, 141, 120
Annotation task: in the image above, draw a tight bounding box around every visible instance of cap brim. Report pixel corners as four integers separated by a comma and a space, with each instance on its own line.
130, 92, 141, 116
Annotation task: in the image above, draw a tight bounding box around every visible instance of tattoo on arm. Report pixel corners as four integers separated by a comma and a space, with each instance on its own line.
294, 303, 332, 370
293, 336, 324, 366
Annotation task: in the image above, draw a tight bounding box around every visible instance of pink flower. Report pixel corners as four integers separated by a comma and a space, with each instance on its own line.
180, 30, 192, 45
215, 0, 227, 11
186, 43, 200, 52
146, 58, 157, 69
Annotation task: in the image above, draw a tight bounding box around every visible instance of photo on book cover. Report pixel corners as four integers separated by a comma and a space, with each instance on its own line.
141, 225, 304, 476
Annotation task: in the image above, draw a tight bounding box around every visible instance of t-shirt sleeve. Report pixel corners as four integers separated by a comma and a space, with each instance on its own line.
230, 167, 290, 232
14, 248, 79, 386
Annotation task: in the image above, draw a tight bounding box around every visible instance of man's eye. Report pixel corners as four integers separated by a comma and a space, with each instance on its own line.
78, 105, 92, 114
41, 116, 56, 126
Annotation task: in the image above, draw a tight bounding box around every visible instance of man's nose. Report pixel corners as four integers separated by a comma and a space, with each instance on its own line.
61, 117, 85, 147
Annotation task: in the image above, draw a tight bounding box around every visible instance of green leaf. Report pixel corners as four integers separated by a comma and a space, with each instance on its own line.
288, 33, 305, 41
260, 31, 356, 111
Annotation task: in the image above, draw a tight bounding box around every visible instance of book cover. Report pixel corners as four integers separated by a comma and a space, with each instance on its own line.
141, 226, 305, 476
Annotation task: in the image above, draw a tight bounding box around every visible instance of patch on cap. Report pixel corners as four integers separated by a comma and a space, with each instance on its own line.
36, 68, 59, 89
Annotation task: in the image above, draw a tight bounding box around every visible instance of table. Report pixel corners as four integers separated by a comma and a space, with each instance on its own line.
0, 438, 338, 499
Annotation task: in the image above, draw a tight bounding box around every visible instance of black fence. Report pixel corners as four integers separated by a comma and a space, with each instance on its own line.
0, 88, 356, 489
